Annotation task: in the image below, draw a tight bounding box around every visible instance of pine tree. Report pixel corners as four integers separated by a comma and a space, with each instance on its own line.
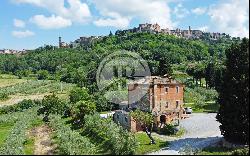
216, 38, 249, 144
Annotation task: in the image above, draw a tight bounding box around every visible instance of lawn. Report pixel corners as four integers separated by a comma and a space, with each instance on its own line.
135, 132, 169, 154
0, 122, 14, 146
184, 101, 219, 113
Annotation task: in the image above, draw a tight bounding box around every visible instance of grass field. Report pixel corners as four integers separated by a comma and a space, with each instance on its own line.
184, 101, 219, 113
135, 132, 169, 154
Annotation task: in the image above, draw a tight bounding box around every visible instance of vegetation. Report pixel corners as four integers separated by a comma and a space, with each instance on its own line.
197, 146, 249, 155
0, 31, 248, 154
83, 114, 138, 155
216, 38, 249, 145
184, 102, 219, 113
49, 115, 97, 155
0, 108, 41, 155
135, 132, 168, 154
0, 123, 13, 146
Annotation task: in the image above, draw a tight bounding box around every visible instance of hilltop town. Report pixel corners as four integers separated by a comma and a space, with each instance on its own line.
115, 23, 229, 40
59, 23, 231, 48
0, 49, 27, 54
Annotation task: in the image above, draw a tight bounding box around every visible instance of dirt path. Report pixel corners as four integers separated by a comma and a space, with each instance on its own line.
29, 125, 56, 155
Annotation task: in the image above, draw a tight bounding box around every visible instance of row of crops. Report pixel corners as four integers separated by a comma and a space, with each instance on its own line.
0, 80, 75, 95
0, 108, 41, 155
48, 115, 97, 155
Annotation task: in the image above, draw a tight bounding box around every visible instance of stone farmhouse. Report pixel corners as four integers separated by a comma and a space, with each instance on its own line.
113, 75, 188, 132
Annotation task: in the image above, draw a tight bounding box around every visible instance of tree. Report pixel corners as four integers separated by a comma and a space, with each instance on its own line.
69, 87, 91, 104
71, 100, 96, 128
216, 38, 249, 144
38, 94, 67, 119
130, 109, 156, 144
37, 70, 49, 80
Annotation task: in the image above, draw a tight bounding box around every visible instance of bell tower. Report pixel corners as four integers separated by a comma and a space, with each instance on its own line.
59, 37, 62, 48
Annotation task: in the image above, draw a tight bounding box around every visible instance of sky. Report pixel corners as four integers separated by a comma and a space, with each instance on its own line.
0, 0, 249, 50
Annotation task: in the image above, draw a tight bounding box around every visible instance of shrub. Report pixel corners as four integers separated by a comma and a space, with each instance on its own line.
37, 70, 49, 80
71, 100, 96, 128
84, 114, 138, 155
159, 124, 178, 135
193, 94, 206, 108
231, 148, 249, 155
0, 92, 9, 101
38, 94, 68, 117
69, 87, 91, 104
0, 99, 41, 115
48, 115, 96, 155
0, 108, 40, 155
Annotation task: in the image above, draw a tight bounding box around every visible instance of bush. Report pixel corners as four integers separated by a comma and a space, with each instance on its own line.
184, 87, 218, 103
37, 70, 49, 80
0, 108, 40, 155
48, 115, 97, 155
159, 124, 178, 135
0, 92, 9, 101
0, 99, 41, 115
231, 148, 249, 155
193, 94, 206, 108
84, 114, 138, 155
38, 94, 68, 117
69, 87, 91, 104
71, 100, 96, 128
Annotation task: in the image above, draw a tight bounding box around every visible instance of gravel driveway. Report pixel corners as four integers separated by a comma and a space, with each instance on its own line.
147, 113, 223, 155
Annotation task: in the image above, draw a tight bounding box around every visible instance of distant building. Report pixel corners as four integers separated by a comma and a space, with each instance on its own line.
115, 23, 228, 40
70, 36, 103, 48
0, 49, 27, 54
59, 37, 69, 48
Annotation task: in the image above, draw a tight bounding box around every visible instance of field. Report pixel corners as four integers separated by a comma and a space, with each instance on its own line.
0, 74, 75, 107
184, 101, 219, 113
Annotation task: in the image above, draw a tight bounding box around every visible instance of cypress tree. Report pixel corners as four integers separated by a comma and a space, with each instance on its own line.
216, 38, 249, 144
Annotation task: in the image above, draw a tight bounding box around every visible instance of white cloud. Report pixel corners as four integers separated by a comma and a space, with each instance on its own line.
197, 26, 209, 32
173, 3, 190, 19
12, 30, 35, 38
13, 19, 26, 28
191, 7, 207, 15
13, 0, 91, 26
208, 0, 249, 38
30, 14, 72, 29
91, 0, 175, 29
94, 16, 130, 28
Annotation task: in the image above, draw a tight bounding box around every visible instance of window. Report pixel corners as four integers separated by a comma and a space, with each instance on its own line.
165, 102, 169, 108
165, 87, 169, 93
125, 117, 128, 123
176, 86, 179, 93
117, 114, 119, 119
176, 101, 179, 108
177, 112, 180, 118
